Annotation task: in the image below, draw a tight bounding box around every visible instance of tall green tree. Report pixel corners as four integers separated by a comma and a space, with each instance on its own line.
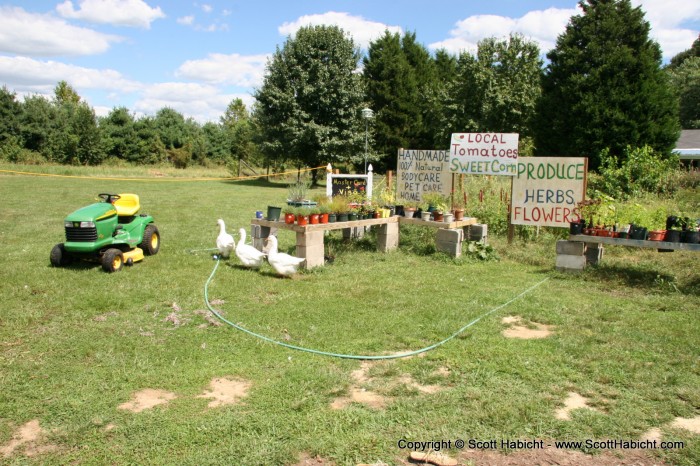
667, 34, 700, 70
100, 107, 140, 162
534, 0, 680, 169
19, 95, 57, 159
254, 25, 365, 181
363, 31, 421, 171
667, 57, 700, 129
440, 35, 542, 149
0, 86, 21, 144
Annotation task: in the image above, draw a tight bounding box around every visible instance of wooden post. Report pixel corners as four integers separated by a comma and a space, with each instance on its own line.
507, 176, 515, 244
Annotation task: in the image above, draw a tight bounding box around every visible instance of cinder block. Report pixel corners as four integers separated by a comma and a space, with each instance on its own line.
556, 240, 585, 255
436, 228, 463, 244
342, 227, 365, 240
377, 222, 399, 252
467, 223, 488, 243
436, 239, 462, 257
296, 230, 324, 247
555, 254, 587, 272
585, 243, 604, 265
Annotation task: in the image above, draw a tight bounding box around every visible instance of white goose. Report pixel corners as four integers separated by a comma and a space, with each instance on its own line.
235, 228, 266, 268
265, 235, 305, 276
216, 219, 235, 258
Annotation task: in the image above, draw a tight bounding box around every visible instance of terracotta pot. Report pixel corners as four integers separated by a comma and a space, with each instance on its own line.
319, 213, 329, 224
309, 213, 320, 224
647, 230, 665, 241
453, 209, 464, 221
284, 213, 295, 224
433, 211, 444, 222
296, 214, 309, 226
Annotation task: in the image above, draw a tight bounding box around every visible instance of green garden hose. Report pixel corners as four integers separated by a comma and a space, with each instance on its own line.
203, 257, 550, 360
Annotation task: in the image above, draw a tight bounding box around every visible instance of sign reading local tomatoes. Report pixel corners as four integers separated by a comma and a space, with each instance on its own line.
449, 133, 519, 176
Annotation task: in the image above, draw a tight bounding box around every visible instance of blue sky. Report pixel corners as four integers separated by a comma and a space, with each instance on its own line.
1, 0, 698, 123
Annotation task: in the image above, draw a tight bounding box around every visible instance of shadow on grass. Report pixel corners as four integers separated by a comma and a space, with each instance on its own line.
222, 178, 290, 189
587, 263, 677, 291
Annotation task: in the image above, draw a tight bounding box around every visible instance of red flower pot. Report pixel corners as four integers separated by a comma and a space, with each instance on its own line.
309, 213, 320, 224
284, 213, 295, 224
296, 214, 308, 226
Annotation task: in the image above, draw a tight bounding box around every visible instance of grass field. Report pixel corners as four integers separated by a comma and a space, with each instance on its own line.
0, 163, 698, 465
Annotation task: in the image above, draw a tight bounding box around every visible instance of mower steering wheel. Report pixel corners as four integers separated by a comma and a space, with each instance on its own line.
98, 193, 121, 204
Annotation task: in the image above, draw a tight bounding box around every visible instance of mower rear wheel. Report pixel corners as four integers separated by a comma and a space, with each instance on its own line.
50, 243, 73, 267
140, 224, 160, 255
102, 248, 124, 273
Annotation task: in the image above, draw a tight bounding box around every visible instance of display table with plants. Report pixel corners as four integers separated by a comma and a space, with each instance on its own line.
251, 216, 400, 269
557, 233, 700, 273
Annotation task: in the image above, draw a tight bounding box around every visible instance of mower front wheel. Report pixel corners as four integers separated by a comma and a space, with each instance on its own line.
140, 224, 160, 255
102, 248, 124, 273
50, 243, 73, 267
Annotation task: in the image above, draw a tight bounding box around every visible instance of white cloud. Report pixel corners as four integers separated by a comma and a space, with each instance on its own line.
0, 6, 122, 56
56, 0, 165, 29
430, 7, 578, 55
201, 4, 213, 14
432, 3, 699, 61
279, 11, 402, 49
176, 53, 269, 87
633, 0, 700, 58
0, 56, 142, 96
133, 82, 252, 122
177, 15, 194, 25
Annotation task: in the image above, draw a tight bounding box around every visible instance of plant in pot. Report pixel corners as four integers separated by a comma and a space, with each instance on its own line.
419, 200, 431, 221
423, 193, 447, 221
332, 195, 350, 222
401, 200, 418, 219
308, 206, 320, 225
681, 216, 700, 243
452, 183, 467, 220
287, 180, 316, 207
282, 207, 296, 225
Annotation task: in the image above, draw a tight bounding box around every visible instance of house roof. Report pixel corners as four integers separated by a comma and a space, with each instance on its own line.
675, 129, 700, 159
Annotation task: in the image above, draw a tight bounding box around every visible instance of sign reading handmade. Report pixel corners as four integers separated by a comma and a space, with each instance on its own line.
396, 149, 452, 202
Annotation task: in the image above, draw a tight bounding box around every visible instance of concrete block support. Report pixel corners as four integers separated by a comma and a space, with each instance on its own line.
296, 230, 325, 269
342, 227, 365, 240
436, 228, 464, 257
467, 223, 488, 244
377, 221, 399, 252
585, 242, 604, 265
555, 240, 588, 272
251, 224, 264, 251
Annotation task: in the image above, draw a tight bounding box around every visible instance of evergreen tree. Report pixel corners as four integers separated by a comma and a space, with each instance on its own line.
668, 34, 700, 70
19, 95, 58, 160
100, 107, 140, 162
534, 0, 680, 169
254, 25, 365, 182
363, 31, 421, 172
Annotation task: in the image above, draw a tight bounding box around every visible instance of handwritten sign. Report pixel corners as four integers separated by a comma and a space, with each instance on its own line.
510, 157, 587, 228
331, 176, 368, 197
449, 133, 519, 176
396, 149, 452, 202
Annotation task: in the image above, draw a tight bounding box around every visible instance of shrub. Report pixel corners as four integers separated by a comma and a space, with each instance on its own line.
591, 145, 680, 199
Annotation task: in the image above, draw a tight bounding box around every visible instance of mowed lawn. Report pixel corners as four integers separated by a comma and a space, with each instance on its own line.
0, 165, 698, 465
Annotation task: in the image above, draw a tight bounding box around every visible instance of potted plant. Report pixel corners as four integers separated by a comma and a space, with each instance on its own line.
402, 200, 418, 219
332, 196, 350, 222
681, 216, 699, 243
452, 183, 467, 220
308, 206, 320, 225
282, 207, 296, 225
423, 193, 448, 222
287, 180, 317, 207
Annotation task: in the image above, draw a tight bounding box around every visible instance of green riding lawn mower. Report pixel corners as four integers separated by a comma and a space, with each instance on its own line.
50, 193, 160, 272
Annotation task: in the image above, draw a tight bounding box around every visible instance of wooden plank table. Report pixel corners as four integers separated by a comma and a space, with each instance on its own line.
250, 216, 482, 268
251, 217, 400, 268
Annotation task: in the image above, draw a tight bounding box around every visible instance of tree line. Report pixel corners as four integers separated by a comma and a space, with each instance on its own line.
0, 0, 698, 174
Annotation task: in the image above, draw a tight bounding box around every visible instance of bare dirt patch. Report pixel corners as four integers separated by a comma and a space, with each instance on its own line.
502, 315, 554, 339
117, 388, 177, 413
330, 388, 387, 410
555, 391, 599, 420
196, 377, 251, 408
670, 415, 700, 434
289, 451, 336, 465
0, 419, 58, 458
396, 374, 442, 394
640, 427, 662, 443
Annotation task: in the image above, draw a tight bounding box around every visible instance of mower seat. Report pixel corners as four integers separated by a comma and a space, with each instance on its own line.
113, 193, 141, 216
